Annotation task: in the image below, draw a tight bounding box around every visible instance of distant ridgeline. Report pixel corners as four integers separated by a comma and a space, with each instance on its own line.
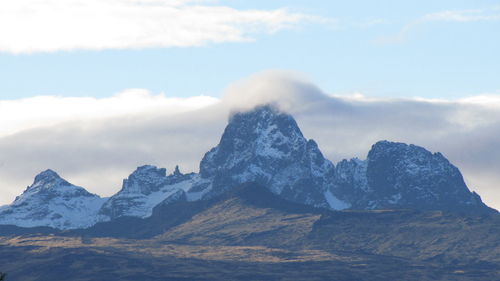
0, 105, 496, 230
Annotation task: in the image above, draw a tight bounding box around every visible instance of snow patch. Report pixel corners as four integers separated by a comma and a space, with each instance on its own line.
324, 190, 351, 210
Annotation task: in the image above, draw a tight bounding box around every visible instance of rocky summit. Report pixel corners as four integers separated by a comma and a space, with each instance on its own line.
0, 170, 105, 230
0, 104, 496, 230
364, 141, 489, 212
98, 165, 199, 221
198, 105, 338, 208
331, 141, 494, 213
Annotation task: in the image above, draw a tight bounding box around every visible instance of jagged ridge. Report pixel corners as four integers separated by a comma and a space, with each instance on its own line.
0, 105, 496, 230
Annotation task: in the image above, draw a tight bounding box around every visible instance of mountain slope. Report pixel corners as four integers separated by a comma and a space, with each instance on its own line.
3, 236, 483, 281
0, 170, 105, 230
74, 182, 325, 239
1, 182, 498, 280
74, 182, 500, 266
149, 183, 500, 265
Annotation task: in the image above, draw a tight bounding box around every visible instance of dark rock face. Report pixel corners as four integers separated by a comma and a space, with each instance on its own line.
362, 141, 491, 212
332, 158, 369, 208
330, 141, 494, 213
198, 105, 336, 208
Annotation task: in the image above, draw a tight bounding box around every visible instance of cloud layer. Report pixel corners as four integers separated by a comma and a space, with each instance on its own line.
0, 89, 217, 136
0, 72, 499, 211
0, 0, 317, 54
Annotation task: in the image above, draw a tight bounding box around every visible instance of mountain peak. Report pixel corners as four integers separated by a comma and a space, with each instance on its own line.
227, 104, 303, 138
28, 169, 72, 192
200, 104, 306, 178
370, 140, 435, 156
0, 169, 104, 230
99, 164, 195, 220
33, 169, 62, 184
228, 104, 292, 124
360, 139, 494, 213
197, 104, 336, 208
120, 165, 167, 195
173, 165, 182, 176
131, 165, 166, 177
367, 140, 452, 176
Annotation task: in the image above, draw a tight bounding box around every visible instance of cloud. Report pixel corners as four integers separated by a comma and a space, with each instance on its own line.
375, 6, 500, 44
220, 71, 332, 112
420, 9, 500, 23
0, 0, 321, 54
0, 89, 218, 137
0, 72, 499, 211
0, 92, 225, 201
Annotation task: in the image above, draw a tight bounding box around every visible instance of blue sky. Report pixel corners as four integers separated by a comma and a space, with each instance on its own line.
1, 0, 499, 100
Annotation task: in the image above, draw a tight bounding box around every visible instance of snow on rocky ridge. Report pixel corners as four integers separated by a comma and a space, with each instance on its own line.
0, 105, 495, 230
98, 165, 208, 221
0, 170, 105, 230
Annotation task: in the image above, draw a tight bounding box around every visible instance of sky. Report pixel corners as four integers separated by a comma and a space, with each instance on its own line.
0, 0, 499, 210
1, 0, 499, 99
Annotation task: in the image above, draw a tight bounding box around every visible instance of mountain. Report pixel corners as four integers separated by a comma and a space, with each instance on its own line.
331, 141, 495, 213
195, 105, 493, 214
97, 104, 349, 223
0, 170, 105, 230
0, 102, 499, 280
98, 165, 198, 221
197, 105, 341, 208
0, 104, 496, 230
365, 141, 491, 212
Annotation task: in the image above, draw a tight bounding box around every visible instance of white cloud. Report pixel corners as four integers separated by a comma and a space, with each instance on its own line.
0, 89, 218, 137
375, 6, 500, 44
458, 94, 500, 107
0, 72, 499, 212
0, 0, 319, 54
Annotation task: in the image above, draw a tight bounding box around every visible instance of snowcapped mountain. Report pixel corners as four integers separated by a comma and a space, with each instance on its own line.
360, 141, 489, 212
98, 165, 205, 221
0, 170, 105, 230
99, 105, 344, 221
0, 104, 495, 230
330, 141, 493, 213
197, 105, 343, 208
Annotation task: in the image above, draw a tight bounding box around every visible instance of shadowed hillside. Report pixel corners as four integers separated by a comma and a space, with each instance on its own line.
0, 183, 498, 280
